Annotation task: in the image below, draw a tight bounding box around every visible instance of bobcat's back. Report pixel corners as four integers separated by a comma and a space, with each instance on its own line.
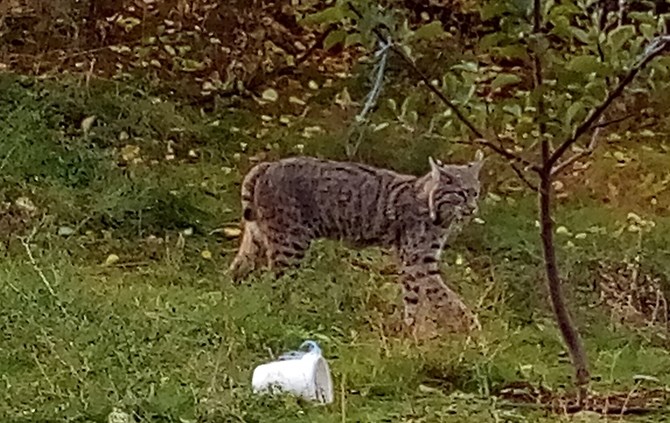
246, 157, 417, 247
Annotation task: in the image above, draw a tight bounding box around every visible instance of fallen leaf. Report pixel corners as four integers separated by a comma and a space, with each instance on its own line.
107, 408, 132, 423
121, 145, 140, 162
104, 254, 120, 266
613, 151, 626, 162
81, 115, 96, 134
223, 227, 242, 238
15, 197, 37, 213
556, 226, 570, 235
261, 88, 279, 102
58, 226, 75, 236
289, 96, 306, 106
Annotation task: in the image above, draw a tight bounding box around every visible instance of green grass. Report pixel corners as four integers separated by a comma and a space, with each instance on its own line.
1, 74, 670, 422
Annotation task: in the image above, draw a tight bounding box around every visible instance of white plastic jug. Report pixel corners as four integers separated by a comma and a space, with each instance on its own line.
251, 341, 334, 404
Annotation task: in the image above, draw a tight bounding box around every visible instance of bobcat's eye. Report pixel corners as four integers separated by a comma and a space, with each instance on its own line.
466, 188, 478, 199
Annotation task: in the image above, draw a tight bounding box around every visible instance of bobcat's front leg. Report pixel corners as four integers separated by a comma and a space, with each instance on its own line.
229, 222, 268, 282
397, 233, 479, 338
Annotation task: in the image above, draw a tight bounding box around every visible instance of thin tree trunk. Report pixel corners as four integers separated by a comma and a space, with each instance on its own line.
534, 0, 589, 402
538, 166, 590, 400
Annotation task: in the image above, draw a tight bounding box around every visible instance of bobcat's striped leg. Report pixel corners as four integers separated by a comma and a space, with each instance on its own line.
398, 237, 479, 338
229, 222, 268, 282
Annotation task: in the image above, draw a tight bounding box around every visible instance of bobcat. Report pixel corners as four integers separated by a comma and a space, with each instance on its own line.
229, 152, 484, 337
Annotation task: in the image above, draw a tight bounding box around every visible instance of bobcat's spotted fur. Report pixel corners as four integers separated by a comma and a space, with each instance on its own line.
229, 152, 484, 336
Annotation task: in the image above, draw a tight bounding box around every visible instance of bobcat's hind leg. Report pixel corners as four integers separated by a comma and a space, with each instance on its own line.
229, 222, 268, 282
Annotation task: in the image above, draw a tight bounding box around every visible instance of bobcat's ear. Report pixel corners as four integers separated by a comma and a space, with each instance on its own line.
470, 149, 485, 174
428, 157, 440, 182
427, 157, 440, 223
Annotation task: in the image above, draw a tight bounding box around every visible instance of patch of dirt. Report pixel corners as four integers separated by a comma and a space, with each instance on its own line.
0, 0, 485, 101
499, 381, 670, 415
0, 197, 38, 240
0, 1, 341, 95
593, 260, 669, 335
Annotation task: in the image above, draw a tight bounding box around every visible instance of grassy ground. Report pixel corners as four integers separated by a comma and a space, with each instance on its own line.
1, 73, 670, 422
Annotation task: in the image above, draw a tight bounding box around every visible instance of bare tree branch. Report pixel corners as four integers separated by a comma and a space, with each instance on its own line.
551, 117, 604, 176
510, 161, 539, 192
594, 113, 635, 128
547, 38, 670, 167
470, 138, 538, 170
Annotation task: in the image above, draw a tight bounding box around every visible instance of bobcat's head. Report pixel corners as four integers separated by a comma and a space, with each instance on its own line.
423, 150, 484, 227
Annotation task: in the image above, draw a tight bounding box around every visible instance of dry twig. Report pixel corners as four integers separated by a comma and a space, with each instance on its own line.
20, 227, 57, 298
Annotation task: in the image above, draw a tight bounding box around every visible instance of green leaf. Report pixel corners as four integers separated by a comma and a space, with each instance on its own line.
652, 56, 670, 77
570, 27, 591, 44
323, 29, 347, 50
301, 6, 344, 26
585, 80, 607, 102
565, 101, 584, 126
640, 23, 655, 39
400, 96, 413, 120
510, 0, 533, 15
451, 61, 479, 73
494, 45, 529, 60
480, 1, 509, 20
387, 98, 397, 112
566, 55, 601, 74
549, 15, 571, 39
442, 73, 460, 95
491, 73, 522, 91
345, 33, 363, 48
607, 25, 635, 52
413, 21, 445, 41
502, 104, 522, 117
629, 11, 656, 25
479, 32, 506, 50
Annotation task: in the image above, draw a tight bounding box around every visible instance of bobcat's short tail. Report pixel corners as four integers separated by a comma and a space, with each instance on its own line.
240, 162, 271, 221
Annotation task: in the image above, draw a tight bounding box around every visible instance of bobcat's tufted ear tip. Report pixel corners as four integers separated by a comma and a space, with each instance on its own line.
428, 156, 445, 166
428, 156, 440, 181
470, 149, 485, 174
